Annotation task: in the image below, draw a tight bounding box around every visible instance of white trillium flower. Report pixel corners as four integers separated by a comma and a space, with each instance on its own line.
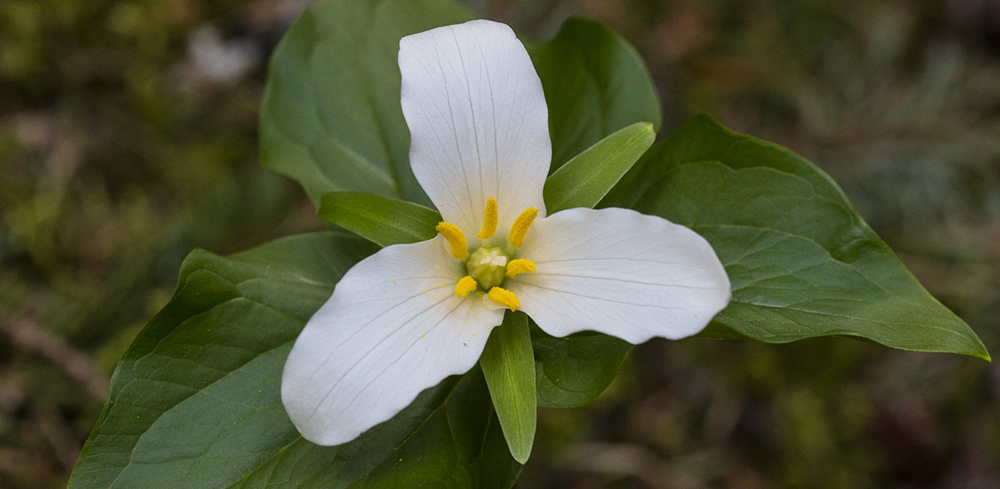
281, 19, 732, 446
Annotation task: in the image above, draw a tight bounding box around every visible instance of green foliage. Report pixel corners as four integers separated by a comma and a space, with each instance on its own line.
543, 122, 655, 214
318, 192, 441, 247
607, 114, 989, 359
480, 311, 537, 464
6, 0, 1000, 487
70, 2, 670, 483
63, 0, 991, 487
67, 233, 521, 489
259, 0, 473, 206
527, 17, 662, 171
531, 326, 633, 408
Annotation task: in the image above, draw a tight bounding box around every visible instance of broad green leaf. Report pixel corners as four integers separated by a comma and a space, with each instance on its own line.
543, 122, 655, 214
528, 17, 662, 172
68, 232, 522, 489
531, 325, 633, 408
608, 114, 989, 359
260, 0, 473, 206
318, 192, 441, 247
480, 311, 536, 464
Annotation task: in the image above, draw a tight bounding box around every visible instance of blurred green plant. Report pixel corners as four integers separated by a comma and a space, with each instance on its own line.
1, 0, 309, 486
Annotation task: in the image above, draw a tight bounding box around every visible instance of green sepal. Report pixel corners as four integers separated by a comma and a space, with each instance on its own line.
543, 122, 655, 214
318, 191, 442, 247
480, 310, 537, 464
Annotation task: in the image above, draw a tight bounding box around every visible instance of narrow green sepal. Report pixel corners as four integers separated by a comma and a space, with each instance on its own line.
480, 310, 537, 464
543, 122, 655, 214
317, 192, 441, 247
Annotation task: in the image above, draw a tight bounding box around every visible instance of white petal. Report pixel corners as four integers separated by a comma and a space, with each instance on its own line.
399, 20, 550, 236
511, 208, 731, 344
281, 238, 504, 446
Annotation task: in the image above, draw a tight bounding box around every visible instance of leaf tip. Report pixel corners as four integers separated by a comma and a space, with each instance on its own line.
963, 335, 991, 362
637, 121, 656, 139
512, 447, 531, 464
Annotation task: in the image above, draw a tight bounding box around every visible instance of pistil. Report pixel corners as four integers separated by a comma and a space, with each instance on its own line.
466, 246, 509, 289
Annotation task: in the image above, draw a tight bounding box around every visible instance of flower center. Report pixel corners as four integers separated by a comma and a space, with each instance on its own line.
441, 196, 540, 311
466, 246, 509, 289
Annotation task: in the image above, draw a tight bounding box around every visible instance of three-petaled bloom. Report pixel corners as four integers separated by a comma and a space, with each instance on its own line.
281, 19, 731, 446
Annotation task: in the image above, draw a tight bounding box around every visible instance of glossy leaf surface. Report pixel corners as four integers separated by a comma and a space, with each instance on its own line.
608, 114, 989, 359
531, 326, 632, 408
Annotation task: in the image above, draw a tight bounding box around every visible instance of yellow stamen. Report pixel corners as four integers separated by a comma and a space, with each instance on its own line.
508, 206, 539, 247
488, 287, 521, 310
478, 197, 498, 239
455, 276, 477, 298
506, 259, 537, 278
435, 221, 467, 259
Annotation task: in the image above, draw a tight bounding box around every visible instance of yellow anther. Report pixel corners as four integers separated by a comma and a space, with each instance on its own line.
478, 197, 498, 239
506, 259, 537, 278
435, 221, 467, 259
455, 276, 478, 298
488, 287, 521, 311
508, 206, 539, 247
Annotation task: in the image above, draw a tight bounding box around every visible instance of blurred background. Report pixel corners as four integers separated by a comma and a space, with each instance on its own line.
2, 0, 999, 487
